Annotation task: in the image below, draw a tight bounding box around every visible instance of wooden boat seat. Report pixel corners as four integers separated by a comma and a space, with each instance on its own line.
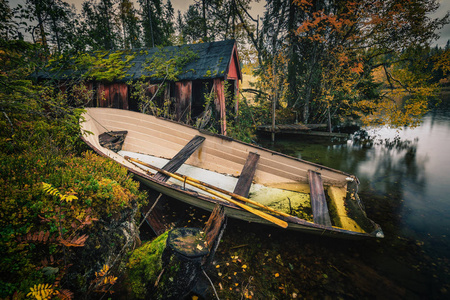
308, 170, 332, 226
153, 135, 206, 182
233, 152, 260, 199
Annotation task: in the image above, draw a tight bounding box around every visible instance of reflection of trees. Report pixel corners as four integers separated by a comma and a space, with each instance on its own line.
428, 96, 450, 129
337, 131, 427, 234
261, 130, 427, 235
353, 132, 426, 195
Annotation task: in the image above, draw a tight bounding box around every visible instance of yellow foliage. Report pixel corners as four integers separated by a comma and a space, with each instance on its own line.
42, 182, 78, 203
27, 283, 55, 300
93, 264, 118, 293
433, 49, 450, 76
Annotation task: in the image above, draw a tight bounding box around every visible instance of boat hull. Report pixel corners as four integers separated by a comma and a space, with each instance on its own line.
80, 108, 383, 239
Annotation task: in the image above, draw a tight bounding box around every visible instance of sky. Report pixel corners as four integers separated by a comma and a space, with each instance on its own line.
7, 0, 450, 47
434, 0, 450, 47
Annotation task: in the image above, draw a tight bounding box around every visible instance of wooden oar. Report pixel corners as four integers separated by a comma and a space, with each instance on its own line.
125, 156, 288, 228
127, 156, 293, 219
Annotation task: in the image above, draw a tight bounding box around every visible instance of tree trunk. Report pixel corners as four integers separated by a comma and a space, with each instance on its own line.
147, 0, 154, 47
287, 0, 297, 107
202, 0, 207, 40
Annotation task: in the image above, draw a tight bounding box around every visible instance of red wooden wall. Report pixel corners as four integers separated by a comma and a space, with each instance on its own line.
97, 83, 128, 109
175, 81, 192, 121
214, 78, 227, 135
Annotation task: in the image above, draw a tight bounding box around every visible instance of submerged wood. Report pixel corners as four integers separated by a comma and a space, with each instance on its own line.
257, 124, 348, 138
81, 108, 384, 239
202, 204, 227, 266
151, 228, 208, 300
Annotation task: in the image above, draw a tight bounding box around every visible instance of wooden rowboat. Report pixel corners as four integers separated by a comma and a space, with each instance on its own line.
80, 108, 384, 238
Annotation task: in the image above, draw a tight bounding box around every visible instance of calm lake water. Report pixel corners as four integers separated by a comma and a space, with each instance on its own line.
255, 98, 450, 298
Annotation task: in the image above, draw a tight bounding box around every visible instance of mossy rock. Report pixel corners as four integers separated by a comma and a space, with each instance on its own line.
127, 231, 169, 299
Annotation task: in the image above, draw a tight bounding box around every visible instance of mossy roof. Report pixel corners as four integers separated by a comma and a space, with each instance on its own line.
35, 40, 240, 83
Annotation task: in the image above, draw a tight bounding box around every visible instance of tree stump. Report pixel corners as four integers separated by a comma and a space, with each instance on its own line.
153, 204, 226, 299
153, 227, 209, 299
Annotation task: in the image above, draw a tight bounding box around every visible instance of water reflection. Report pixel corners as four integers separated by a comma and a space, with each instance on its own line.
258, 100, 450, 297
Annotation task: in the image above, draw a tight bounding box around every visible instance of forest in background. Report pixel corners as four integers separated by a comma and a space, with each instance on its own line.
2, 0, 450, 130
1, 0, 450, 299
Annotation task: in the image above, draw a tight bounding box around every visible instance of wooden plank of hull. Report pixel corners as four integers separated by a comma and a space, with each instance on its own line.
233, 152, 260, 198
308, 170, 332, 226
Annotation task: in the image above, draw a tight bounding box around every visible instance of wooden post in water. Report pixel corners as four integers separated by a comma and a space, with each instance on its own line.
271, 94, 276, 142
327, 106, 332, 133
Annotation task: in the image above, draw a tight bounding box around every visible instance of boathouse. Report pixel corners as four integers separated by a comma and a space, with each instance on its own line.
36, 40, 242, 135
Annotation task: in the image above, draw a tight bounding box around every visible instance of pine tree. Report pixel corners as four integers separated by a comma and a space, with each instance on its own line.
139, 0, 173, 47
78, 0, 120, 51
0, 0, 17, 40
119, 0, 141, 49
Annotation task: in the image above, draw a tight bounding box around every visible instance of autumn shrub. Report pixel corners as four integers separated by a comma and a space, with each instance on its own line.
0, 111, 147, 298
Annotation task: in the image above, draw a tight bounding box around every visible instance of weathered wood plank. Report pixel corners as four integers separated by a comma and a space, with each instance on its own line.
233, 152, 260, 198
153, 135, 205, 182
308, 170, 332, 226
202, 204, 227, 266
142, 197, 169, 236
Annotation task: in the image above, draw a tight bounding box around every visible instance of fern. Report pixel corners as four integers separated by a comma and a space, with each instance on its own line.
27, 283, 55, 300
42, 182, 78, 203
26, 284, 73, 300
42, 182, 61, 198
58, 234, 89, 247
92, 265, 117, 294
17, 231, 54, 244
